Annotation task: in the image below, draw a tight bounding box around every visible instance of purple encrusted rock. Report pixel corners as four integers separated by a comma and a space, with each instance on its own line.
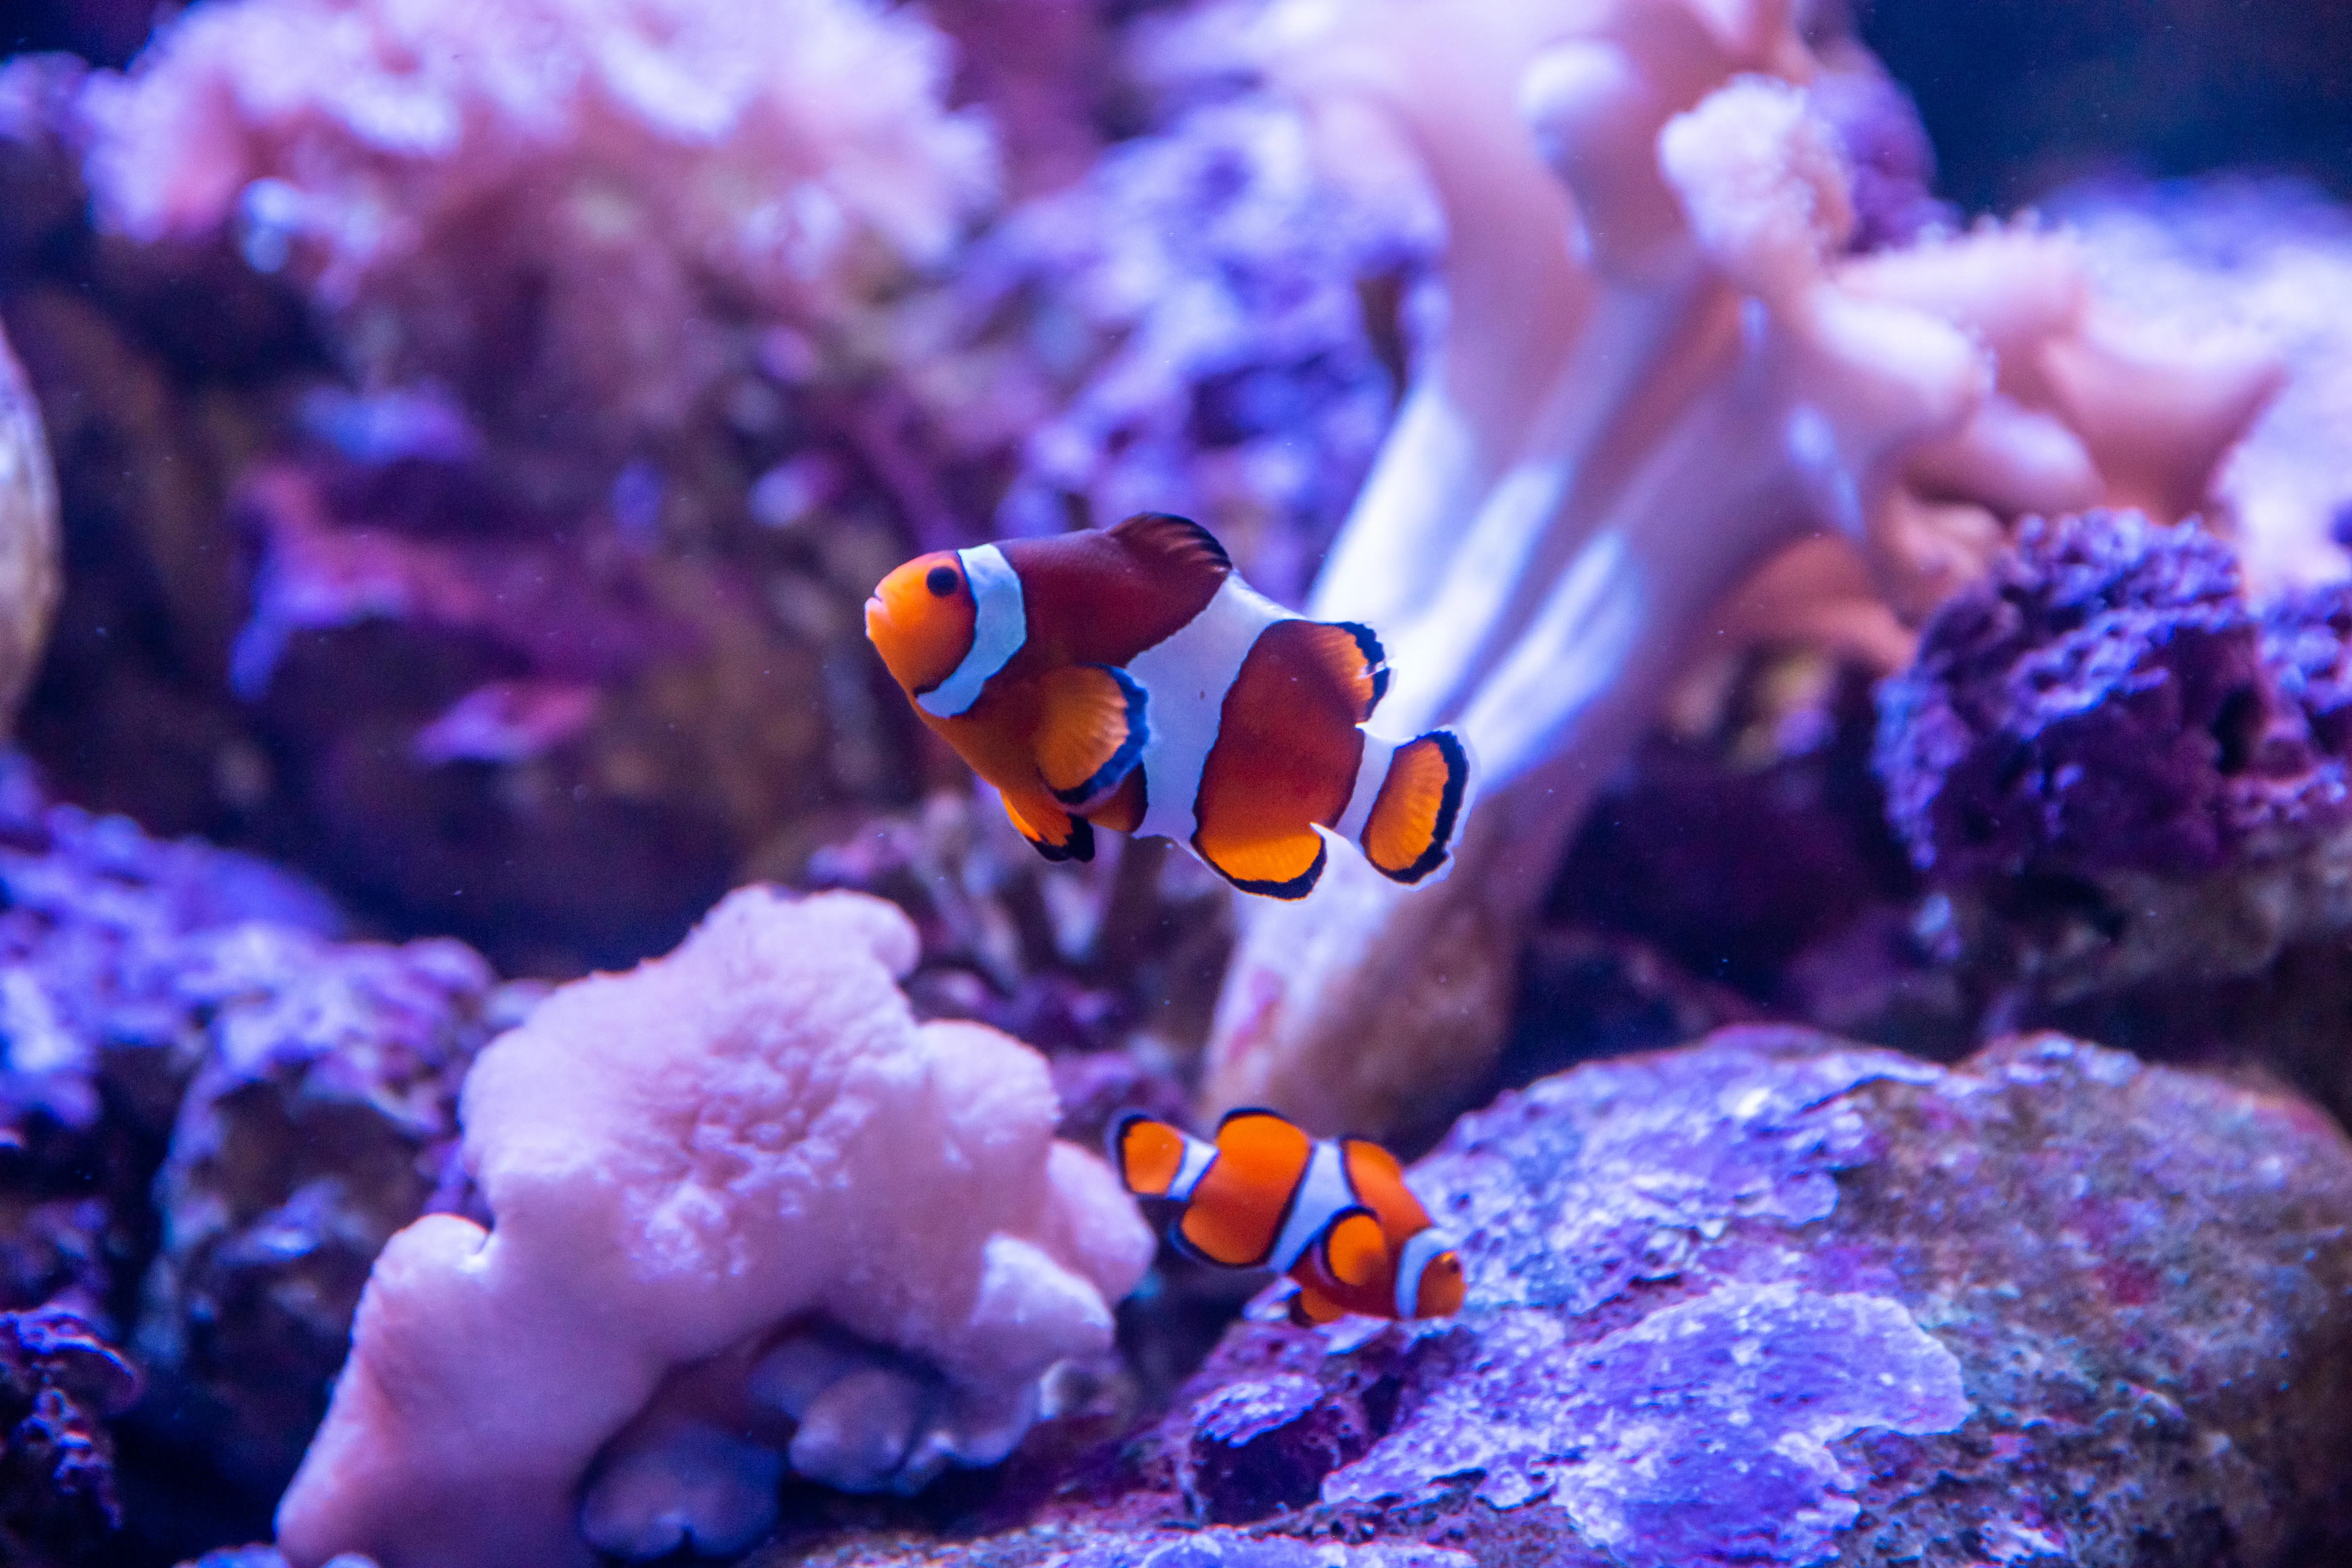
781, 1026, 2352, 1568
0, 1305, 137, 1566
0, 756, 348, 1332
1871, 510, 2352, 1031
1875, 509, 2306, 883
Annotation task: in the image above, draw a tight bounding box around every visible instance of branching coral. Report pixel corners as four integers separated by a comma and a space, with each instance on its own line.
1201, 0, 2280, 1140
274, 886, 1152, 1568
77, 0, 997, 461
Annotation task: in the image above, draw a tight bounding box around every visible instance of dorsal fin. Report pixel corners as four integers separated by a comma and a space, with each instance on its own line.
1109, 512, 1232, 579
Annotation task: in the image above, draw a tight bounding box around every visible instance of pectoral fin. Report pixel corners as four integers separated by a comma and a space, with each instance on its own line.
1035, 663, 1149, 809
1319, 1209, 1388, 1291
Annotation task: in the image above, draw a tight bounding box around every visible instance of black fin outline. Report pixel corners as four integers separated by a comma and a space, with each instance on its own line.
1193, 827, 1328, 900
1109, 511, 1232, 575
1326, 620, 1390, 717
1315, 1204, 1385, 1289
1047, 664, 1151, 808
1020, 811, 1095, 865
1106, 1109, 1185, 1197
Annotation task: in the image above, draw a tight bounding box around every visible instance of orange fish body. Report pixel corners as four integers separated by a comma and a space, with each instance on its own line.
1109, 1108, 1466, 1326
864, 513, 1473, 898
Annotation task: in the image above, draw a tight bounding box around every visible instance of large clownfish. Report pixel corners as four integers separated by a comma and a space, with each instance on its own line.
863, 512, 1472, 898
1110, 1109, 1466, 1325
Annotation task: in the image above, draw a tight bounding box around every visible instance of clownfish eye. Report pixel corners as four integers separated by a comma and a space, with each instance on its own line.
925, 564, 960, 597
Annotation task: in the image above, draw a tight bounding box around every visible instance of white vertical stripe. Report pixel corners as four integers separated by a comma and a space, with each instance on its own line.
1126, 576, 1291, 844
1167, 1135, 1219, 1202
1331, 730, 1398, 844
917, 545, 1026, 719
1269, 1141, 1357, 1275
1393, 1227, 1457, 1319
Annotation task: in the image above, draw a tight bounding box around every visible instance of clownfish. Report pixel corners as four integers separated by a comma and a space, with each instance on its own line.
1109, 1108, 1467, 1326
863, 512, 1472, 898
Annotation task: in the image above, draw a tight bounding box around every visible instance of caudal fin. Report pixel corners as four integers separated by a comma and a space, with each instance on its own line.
1360, 729, 1472, 885
1109, 1112, 1213, 1200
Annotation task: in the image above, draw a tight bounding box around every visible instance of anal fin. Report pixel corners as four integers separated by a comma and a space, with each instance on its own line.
1319, 1209, 1387, 1291
1002, 788, 1095, 864
1288, 1283, 1348, 1327
1036, 663, 1149, 809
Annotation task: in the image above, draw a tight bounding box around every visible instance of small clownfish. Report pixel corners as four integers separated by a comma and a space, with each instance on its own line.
863, 512, 1473, 898
1109, 1108, 1467, 1326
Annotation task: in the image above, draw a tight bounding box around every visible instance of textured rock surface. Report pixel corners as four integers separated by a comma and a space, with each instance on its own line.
787, 1027, 2352, 1568
0, 1305, 137, 1567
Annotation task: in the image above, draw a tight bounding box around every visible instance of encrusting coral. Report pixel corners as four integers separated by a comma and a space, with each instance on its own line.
274, 886, 1153, 1568
1201, 0, 2281, 1142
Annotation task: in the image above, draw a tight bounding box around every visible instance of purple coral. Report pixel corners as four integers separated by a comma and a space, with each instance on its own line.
0, 754, 527, 1555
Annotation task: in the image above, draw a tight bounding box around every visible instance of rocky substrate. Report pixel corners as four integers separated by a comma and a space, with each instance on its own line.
779, 1026, 2352, 1568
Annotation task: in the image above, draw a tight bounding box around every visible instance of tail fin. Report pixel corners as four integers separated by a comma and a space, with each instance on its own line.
1108, 1112, 1213, 1200
1359, 729, 1473, 885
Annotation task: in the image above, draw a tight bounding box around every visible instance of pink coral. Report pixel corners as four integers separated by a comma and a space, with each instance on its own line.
0, 320, 59, 734
79, 0, 997, 456
274, 886, 1152, 1568
1201, 0, 2279, 1140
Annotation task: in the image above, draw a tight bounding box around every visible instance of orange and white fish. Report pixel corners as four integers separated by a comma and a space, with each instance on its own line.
1109, 1108, 1466, 1326
863, 512, 1473, 898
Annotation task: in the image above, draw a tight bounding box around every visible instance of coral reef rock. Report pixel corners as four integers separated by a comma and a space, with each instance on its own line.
0, 1305, 138, 1568
0, 321, 59, 736
276, 886, 1154, 1568
0, 750, 531, 1556
135, 926, 527, 1497
805, 1026, 2352, 1568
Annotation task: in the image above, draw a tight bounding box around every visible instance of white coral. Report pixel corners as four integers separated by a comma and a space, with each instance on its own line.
275, 887, 1152, 1568
1202, 0, 2279, 1139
